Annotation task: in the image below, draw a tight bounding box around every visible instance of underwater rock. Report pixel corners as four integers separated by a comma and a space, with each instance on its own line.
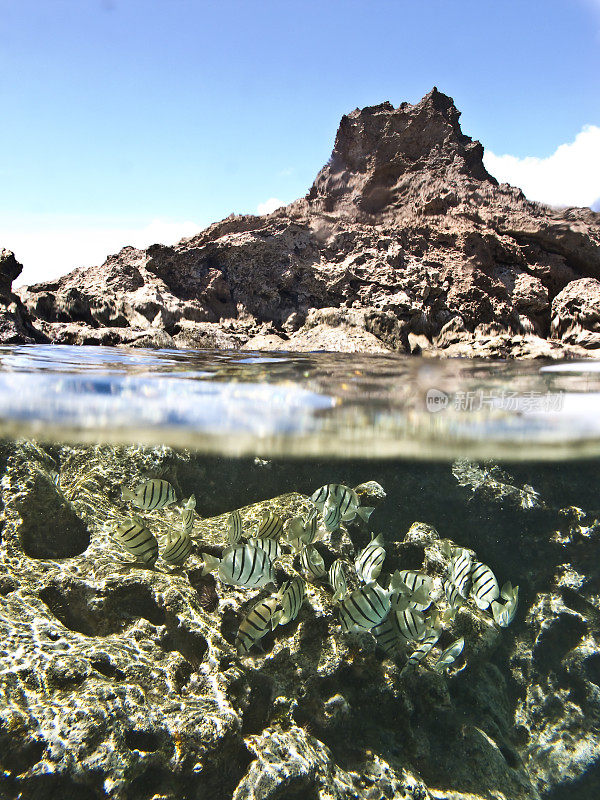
452, 459, 545, 510
1, 441, 599, 798
13, 90, 600, 358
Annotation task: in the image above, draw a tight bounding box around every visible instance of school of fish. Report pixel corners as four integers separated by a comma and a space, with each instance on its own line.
112, 478, 518, 671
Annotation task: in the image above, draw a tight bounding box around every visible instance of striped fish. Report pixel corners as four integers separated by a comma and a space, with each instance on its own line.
113, 516, 158, 566
302, 508, 320, 545
256, 510, 284, 539
491, 582, 518, 627
371, 611, 407, 656
311, 483, 357, 517
329, 559, 348, 601
180, 495, 196, 535
395, 605, 427, 642
404, 622, 441, 669
323, 498, 342, 532
300, 545, 326, 580
217, 544, 276, 588
433, 637, 465, 673
470, 561, 499, 610
236, 596, 280, 655
355, 534, 386, 583
121, 479, 177, 512
443, 578, 464, 609
273, 577, 306, 626
394, 570, 433, 611
227, 509, 244, 545
284, 515, 305, 548
162, 529, 193, 566
448, 548, 472, 599
284, 510, 321, 551
247, 536, 282, 561
339, 582, 391, 632
311, 483, 374, 526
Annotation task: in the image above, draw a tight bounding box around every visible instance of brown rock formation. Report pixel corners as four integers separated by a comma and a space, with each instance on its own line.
0, 250, 49, 344
12, 89, 600, 356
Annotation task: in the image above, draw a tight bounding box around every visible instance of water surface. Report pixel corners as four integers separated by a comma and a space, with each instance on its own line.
1, 344, 599, 459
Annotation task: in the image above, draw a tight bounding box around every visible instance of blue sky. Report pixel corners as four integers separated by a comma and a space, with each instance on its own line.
1, 0, 599, 285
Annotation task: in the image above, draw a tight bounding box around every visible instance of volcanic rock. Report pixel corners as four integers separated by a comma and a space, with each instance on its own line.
10, 88, 600, 356
550, 277, 600, 348
0, 250, 49, 344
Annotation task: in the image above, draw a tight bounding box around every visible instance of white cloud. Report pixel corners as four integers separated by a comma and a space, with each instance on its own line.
2, 218, 199, 288
483, 125, 600, 209
257, 198, 284, 215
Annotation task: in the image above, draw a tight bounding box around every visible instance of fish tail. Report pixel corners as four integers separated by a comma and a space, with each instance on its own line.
389, 570, 402, 591
500, 581, 513, 601
491, 600, 505, 625
356, 506, 375, 522
121, 487, 135, 503
201, 554, 220, 575
186, 494, 196, 509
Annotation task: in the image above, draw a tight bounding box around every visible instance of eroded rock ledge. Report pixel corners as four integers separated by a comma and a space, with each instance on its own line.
6, 88, 600, 357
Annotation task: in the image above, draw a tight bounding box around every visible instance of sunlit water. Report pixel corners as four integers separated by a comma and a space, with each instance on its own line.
1, 345, 599, 800
1, 344, 600, 458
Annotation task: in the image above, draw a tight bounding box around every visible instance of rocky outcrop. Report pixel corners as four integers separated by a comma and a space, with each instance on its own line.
0, 250, 49, 344
550, 278, 600, 349
11, 89, 600, 356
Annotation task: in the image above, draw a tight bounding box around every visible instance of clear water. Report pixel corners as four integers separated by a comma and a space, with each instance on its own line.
0, 345, 599, 800
1, 344, 600, 458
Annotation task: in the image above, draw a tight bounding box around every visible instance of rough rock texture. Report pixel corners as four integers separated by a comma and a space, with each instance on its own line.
0, 250, 49, 344
550, 278, 600, 349
2, 441, 600, 799
10, 88, 600, 357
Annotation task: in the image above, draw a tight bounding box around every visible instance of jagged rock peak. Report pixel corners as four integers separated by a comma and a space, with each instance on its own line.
308, 87, 496, 216
0, 249, 23, 296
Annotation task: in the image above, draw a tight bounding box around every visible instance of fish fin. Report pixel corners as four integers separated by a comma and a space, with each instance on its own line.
201, 554, 220, 575
284, 517, 304, 541
491, 600, 504, 624
412, 586, 431, 606
439, 539, 453, 558
185, 495, 196, 509
131, 514, 145, 526
370, 532, 385, 545
441, 606, 456, 623
389, 570, 402, 591
270, 609, 283, 629
121, 487, 135, 502
389, 571, 410, 595
356, 506, 375, 522
500, 581, 513, 601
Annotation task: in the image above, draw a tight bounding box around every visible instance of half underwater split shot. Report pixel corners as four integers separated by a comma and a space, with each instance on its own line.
1, 346, 600, 800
